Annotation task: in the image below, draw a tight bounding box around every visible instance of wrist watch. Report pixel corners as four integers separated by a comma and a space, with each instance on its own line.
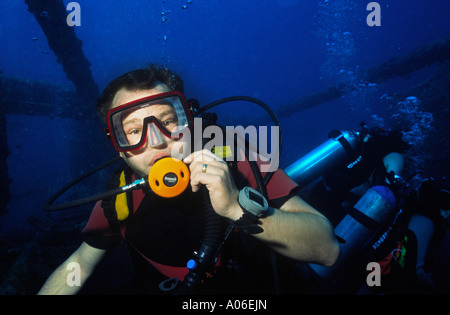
233, 186, 269, 234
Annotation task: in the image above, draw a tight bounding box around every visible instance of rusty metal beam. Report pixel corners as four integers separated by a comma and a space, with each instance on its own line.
277, 36, 450, 119
25, 0, 99, 110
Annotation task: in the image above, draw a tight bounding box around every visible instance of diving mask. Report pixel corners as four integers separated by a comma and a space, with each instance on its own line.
106, 91, 193, 152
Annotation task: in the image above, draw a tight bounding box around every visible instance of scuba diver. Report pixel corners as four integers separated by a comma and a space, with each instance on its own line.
288, 124, 447, 294
38, 64, 339, 295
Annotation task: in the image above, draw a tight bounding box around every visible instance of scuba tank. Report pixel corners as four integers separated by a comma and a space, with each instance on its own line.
284, 127, 399, 282
309, 185, 397, 280
285, 130, 361, 188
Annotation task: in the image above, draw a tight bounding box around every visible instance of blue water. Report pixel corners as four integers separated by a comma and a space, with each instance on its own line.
0, 1, 449, 238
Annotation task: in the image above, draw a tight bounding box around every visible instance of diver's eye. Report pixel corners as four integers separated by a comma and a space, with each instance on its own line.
162, 119, 179, 130
163, 120, 174, 126
129, 129, 141, 135
125, 128, 142, 145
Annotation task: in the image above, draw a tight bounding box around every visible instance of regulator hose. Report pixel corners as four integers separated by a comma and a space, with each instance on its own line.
175, 186, 227, 294
196, 95, 282, 162
44, 156, 123, 211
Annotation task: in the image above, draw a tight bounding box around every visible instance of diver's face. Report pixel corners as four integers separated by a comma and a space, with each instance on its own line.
111, 84, 183, 178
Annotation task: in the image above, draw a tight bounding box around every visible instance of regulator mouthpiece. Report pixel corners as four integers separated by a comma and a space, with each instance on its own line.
148, 157, 190, 198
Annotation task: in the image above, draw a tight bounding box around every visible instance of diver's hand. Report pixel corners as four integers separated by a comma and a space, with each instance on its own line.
183, 150, 243, 221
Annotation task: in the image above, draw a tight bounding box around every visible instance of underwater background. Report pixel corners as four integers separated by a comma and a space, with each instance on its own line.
0, 0, 449, 295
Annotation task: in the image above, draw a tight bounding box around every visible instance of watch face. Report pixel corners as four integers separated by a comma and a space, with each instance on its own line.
239, 187, 268, 217
236, 187, 268, 232
249, 190, 265, 207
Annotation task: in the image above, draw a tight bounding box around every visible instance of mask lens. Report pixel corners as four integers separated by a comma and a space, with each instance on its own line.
107, 92, 192, 151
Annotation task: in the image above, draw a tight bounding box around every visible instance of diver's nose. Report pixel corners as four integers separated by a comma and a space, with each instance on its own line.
147, 123, 170, 148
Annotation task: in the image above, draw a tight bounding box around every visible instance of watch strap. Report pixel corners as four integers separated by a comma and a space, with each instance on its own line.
232, 209, 264, 234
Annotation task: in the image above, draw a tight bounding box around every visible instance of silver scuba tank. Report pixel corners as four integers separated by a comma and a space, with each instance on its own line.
308, 185, 397, 280
285, 130, 361, 189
